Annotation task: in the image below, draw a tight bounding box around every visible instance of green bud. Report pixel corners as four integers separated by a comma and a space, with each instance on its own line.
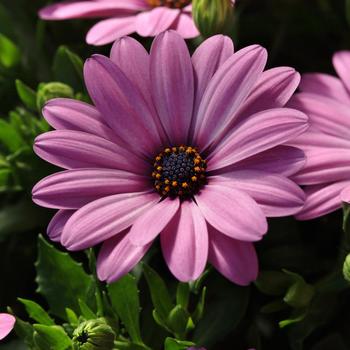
36, 82, 74, 111
72, 318, 115, 350
343, 253, 350, 282
192, 0, 234, 38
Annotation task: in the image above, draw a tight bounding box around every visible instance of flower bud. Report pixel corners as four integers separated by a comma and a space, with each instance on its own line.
192, 0, 235, 38
37, 82, 74, 110
343, 253, 350, 282
72, 318, 115, 350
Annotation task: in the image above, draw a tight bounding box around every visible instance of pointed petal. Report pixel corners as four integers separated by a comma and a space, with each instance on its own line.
47, 210, 75, 242
208, 108, 308, 171
150, 31, 194, 144
84, 55, 162, 156
129, 197, 180, 246
42, 98, 118, 143
136, 7, 179, 37
208, 226, 258, 285
33, 169, 147, 209
333, 51, 350, 94
296, 181, 350, 220
170, 12, 200, 39
39, 0, 146, 20
34, 130, 148, 174
97, 230, 151, 283
161, 201, 208, 282
288, 93, 350, 139
61, 191, 159, 250
225, 146, 305, 177
193, 45, 267, 150
195, 184, 267, 242
211, 172, 305, 217
191, 35, 234, 130
236, 67, 300, 121
299, 73, 350, 104
86, 16, 136, 46
0, 314, 15, 340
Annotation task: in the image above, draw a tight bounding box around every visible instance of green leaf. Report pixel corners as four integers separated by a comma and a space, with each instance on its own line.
107, 274, 142, 343
0, 168, 11, 190
166, 305, 190, 339
192, 287, 206, 323
36, 235, 95, 319
0, 33, 20, 68
18, 298, 55, 326
53, 46, 84, 91
164, 338, 195, 350
255, 270, 292, 296
176, 283, 190, 310
114, 341, 151, 350
0, 340, 27, 350
143, 264, 174, 322
15, 80, 37, 111
65, 308, 78, 326
0, 119, 24, 152
12, 316, 35, 348
78, 299, 97, 320
33, 325, 72, 350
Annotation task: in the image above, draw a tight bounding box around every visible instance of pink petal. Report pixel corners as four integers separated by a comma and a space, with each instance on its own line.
193, 45, 267, 150
235, 67, 300, 122
228, 146, 306, 177
110, 36, 166, 139
296, 181, 350, 220
299, 73, 350, 104
33, 169, 148, 209
211, 172, 305, 217
34, 130, 148, 174
288, 93, 350, 139
208, 108, 308, 172
47, 210, 75, 242
333, 51, 350, 94
43, 98, 118, 143
84, 55, 163, 156
191, 35, 234, 132
136, 7, 179, 37
39, 0, 147, 20
0, 314, 15, 340
150, 31, 194, 145
86, 16, 136, 46
292, 148, 350, 185
208, 226, 258, 285
341, 185, 350, 203
61, 191, 159, 250
195, 184, 267, 242
161, 201, 208, 282
129, 197, 180, 246
97, 230, 151, 283
170, 12, 200, 39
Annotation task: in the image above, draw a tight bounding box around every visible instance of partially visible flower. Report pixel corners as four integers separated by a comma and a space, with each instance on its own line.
39, 0, 200, 45
288, 51, 350, 219
72, 319, 115, 350
32, 32, 306, 285
0, 314, 15, 341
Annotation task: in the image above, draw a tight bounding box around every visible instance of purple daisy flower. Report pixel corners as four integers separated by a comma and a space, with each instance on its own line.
39, 0, 205, 45
288, 51, 350, 220
33, 31, 307, 284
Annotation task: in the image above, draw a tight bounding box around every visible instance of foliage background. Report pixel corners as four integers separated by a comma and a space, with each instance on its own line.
1, 0, 350, 349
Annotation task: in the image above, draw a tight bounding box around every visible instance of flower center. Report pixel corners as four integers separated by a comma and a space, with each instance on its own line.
152, 146, 207, 198
147, 0, 191, 9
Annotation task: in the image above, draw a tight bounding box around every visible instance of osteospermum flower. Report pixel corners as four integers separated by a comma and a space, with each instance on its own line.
39, 0, 206, 45
288, 51, 350, 220
0, 314, 15, 341
32, 31, 307, 284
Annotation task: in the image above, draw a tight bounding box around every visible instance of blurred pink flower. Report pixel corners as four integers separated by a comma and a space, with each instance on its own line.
289, 51, 350, 220
39, 0, 201, 45
0, 314, 15, 341
32, 32, 307, 284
